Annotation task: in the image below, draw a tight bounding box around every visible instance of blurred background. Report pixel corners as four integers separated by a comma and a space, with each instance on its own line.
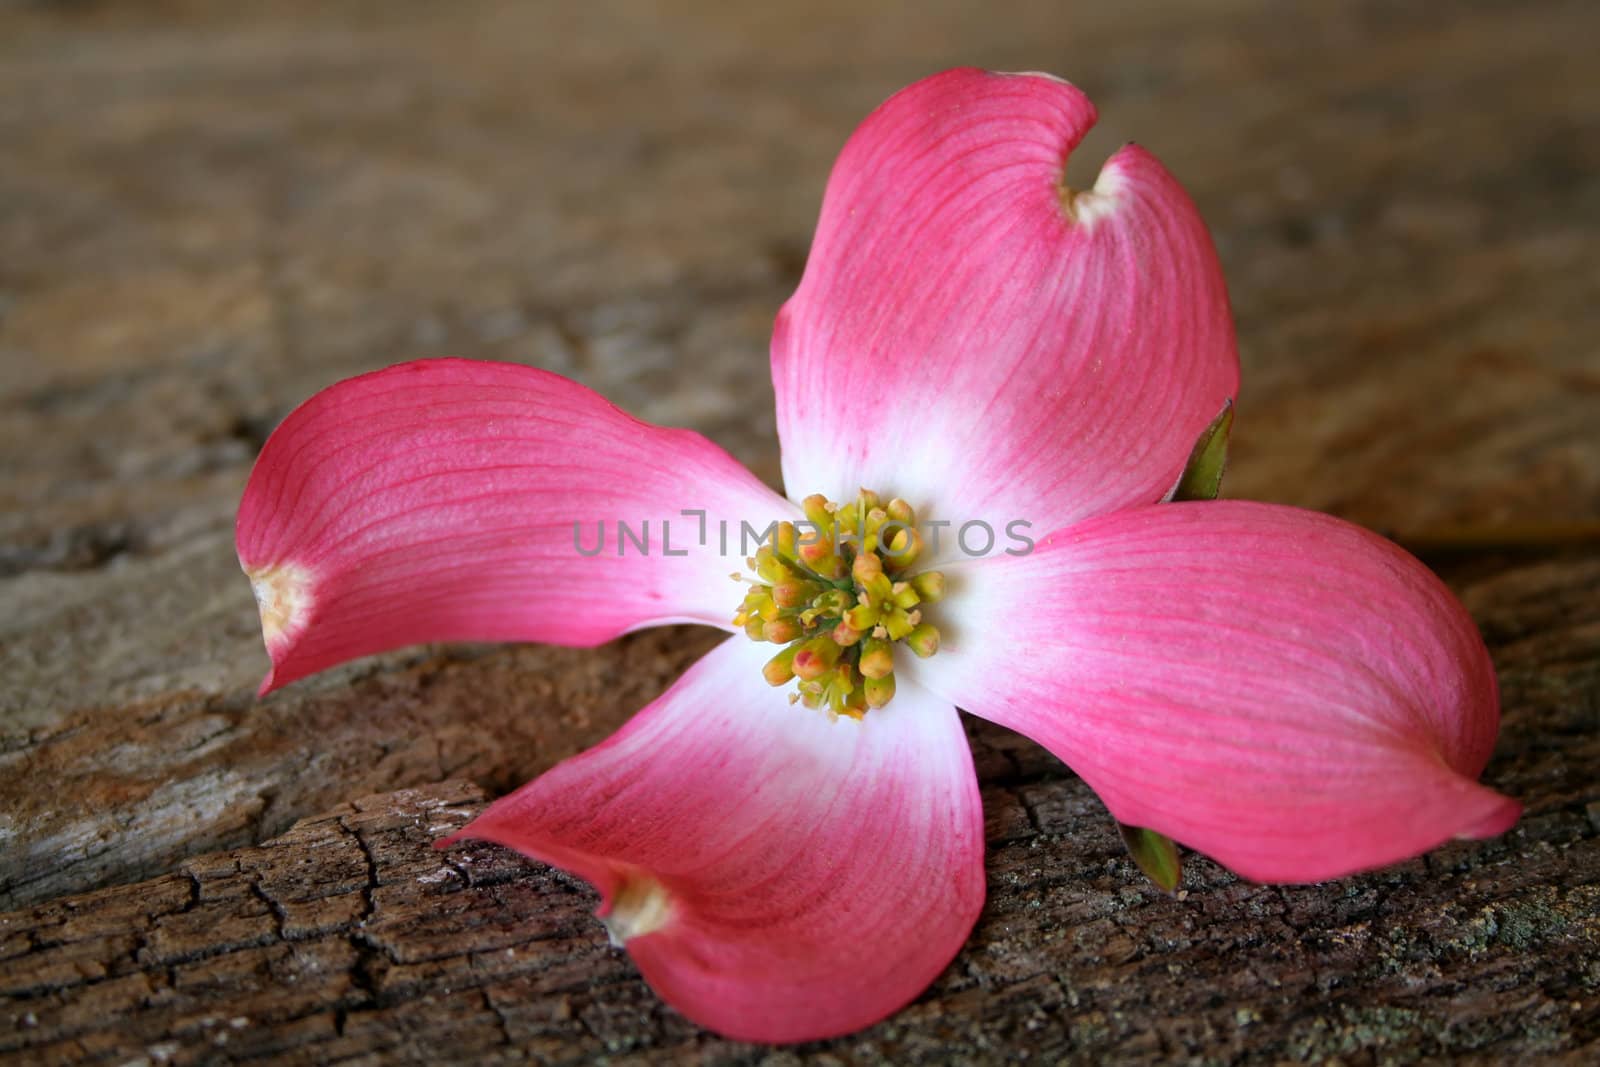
1, 0, 1595, 1060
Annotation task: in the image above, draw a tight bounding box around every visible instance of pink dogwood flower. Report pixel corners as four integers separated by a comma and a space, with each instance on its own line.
236, 69, 1519, 1042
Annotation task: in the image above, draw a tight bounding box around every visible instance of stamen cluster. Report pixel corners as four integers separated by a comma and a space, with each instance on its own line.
733, 490, 943, 716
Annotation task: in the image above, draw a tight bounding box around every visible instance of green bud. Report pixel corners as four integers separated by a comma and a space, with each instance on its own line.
863, 672, 896, 709
755, 547, 792, 584
858, 639, 894, 679
835, 501, 861, 538
763, 617, 801, 644
1118, 823, 1183, 892
776, 521, 800, 561
801, 493, 834, 528
762, 644, 801, 686
770, 579, 813, 608
910, 571, 946, 603
793, 636, 840, 681
884, 525, 922, 568
864, 506, 889, 547
797, 536, 830, 565
1172, 400, 1233, 503
905, 623, 940, 658
851, 551, 884, 584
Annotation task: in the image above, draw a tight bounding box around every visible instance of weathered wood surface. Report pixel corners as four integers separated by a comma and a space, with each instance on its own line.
3, 746, 1596, 1066
1, 0, 1596, 1061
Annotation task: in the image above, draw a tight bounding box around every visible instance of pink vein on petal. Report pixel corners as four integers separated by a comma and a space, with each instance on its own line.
914, 501, 1518, 882
773, 68, 1237, 536
445, 637, 985, 1043
236, 359, 794, 692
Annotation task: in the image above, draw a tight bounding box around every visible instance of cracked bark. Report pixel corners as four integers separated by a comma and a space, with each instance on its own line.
2, 713, 1596, 1066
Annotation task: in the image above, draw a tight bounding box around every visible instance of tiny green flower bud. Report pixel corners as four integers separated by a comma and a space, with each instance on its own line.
776, 521, 800, 561
763, 617, 802, 644
885, 526, 923, 568
851, 550, 884, 584
864, 507, 889, 548
763, 644, 801, 686
906, 623, 940, 658
801, 493, 833, 526
770, 579, 812, 608
755, 547, 792, 584
910, 571, 946, 603
858, 639, 894, 679
864, 672, 896, 709
835, 501, 861, 536
793, 636, 841, 681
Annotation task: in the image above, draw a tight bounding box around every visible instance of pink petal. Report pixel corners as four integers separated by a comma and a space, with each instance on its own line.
236, 359, 792, 692
445, 637, 985, 1043
773, 68, 1238, 534
914, 501, 1519, 883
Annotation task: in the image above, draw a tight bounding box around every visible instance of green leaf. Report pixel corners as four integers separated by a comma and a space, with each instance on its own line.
1118, 822, 1183, 892
1171, 399, 1234, 503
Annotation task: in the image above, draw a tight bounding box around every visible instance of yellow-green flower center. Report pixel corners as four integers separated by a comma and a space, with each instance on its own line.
732, 489, 944, 717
